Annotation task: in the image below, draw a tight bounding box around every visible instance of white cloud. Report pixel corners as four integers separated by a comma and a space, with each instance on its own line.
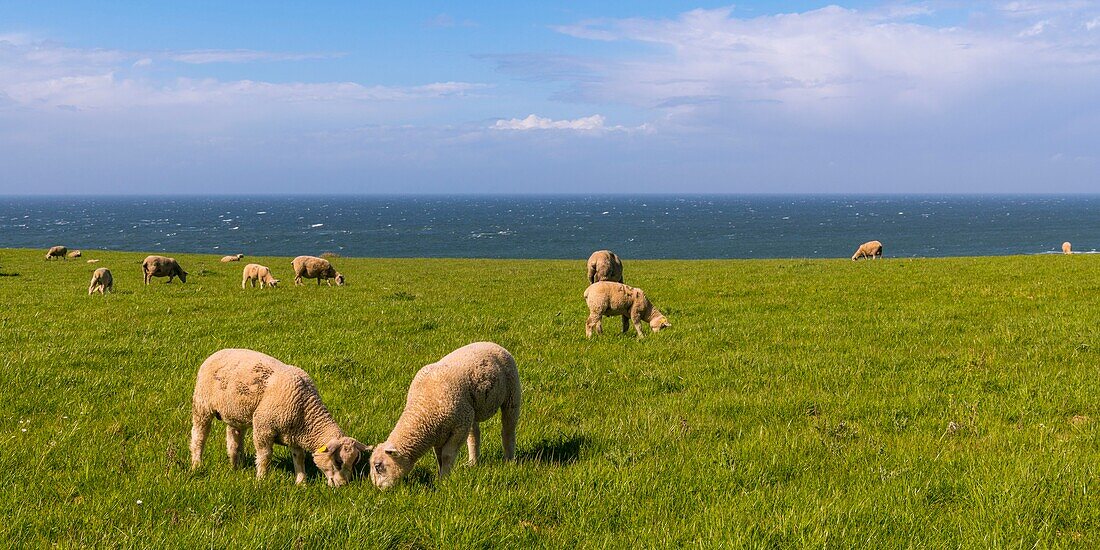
168, 49, 341, 64
494, 114, 606, 130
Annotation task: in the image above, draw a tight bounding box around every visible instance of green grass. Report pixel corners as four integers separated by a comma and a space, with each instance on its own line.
2, 248, 1099, 547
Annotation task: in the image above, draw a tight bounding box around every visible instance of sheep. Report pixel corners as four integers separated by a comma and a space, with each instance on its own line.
86, 259, 100, 264
242, 263, 279, 289
190, 348, 370, 487
45, 246, 67, 260
221, 254, 244, 263
291, 255, 344, 286
67, 250, 82, 258
142, 255, 187, 284
1063, 242, 1072, 255
587, 250, 624, 284
87, 267, 113, 295
851, 240, 883, 261
584, 281, 671, 338
369, 342, 521, 490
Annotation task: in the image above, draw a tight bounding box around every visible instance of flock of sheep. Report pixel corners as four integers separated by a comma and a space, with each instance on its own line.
43, 236, 1074, 488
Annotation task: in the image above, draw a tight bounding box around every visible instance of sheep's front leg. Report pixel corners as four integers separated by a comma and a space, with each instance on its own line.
290, 447, 307, 485
436, 428, 467, 480
631, 314, 645, 338
190, 412, 213, 469
621, 315, 630, 334
226, 426, 245, 468
252, 429, 275, 479
467, 423, 481, 466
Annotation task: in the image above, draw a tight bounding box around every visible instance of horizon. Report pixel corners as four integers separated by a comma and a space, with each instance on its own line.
3, 1, 1100, 194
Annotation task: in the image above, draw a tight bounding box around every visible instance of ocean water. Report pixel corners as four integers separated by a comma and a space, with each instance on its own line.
1, 195, 1097, 259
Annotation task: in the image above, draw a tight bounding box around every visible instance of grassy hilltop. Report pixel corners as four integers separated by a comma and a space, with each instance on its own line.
2, 248, 1099, 547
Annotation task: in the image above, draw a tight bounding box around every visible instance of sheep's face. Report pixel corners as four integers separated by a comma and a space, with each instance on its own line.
313, 437, 371, 487
178, 270, 188, 283
369, 442, 411, 490
649, 314, 671, 332
334, 273, 345, 286
267, 278, 279, 288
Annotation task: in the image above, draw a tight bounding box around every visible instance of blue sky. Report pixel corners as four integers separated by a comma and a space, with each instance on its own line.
1, 1, 1098, 194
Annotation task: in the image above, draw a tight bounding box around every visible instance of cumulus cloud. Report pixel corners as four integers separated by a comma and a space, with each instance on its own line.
494, 114, 606, 130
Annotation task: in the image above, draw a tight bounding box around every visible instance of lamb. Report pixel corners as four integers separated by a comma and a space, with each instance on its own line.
45, 246, 67, 260
88, 267, 113, 295
1063, 242, 1072, 255
221, 254, 244, 263
242, 263, 279, 289
584, 281, 671, 338
851, 240, 883, 261
67, 250, 82, 258
369, 342, 521, 489
190, 348, 370, 487
142, 255, 187, 284
587, 250, 624, 284
291, 255, 344, 286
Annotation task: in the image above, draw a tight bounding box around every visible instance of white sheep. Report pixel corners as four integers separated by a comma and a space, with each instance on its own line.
242, 263, 279, 289
369, 342, 521, 489
88, 267, 113, 295
291, 255, 344, 286
584, 281, 670, 338
587, 250, 624, 284
45, 246, 67, 260
1063, 242, 1072, 255
851, 240, 883, 261
67, 250, 82, 258
190, 348, 370, 486
142, 255, 187, 284
221, 254, 244, 263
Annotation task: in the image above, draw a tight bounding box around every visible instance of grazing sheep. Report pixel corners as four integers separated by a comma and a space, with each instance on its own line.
291, 255, 344, 286
190, 348, 370, 487
142, 255, 187, 284
851, 240, 883, 261
88, 267, 113, 295
584, 281, 671, 338
242, 263, 279, 289
67, 250, 82, 258
1063, 242, 1072, 255
220, 254, 244, 263
587, 250, 624, 284
45, 246, 67, 260
370, 342, 521, 490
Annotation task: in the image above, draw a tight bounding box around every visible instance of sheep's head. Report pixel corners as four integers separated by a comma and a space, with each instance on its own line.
178, 270, 188, 283
649, 313, 671, 332
268, 278, 279, 288
236, 254, 244, 260
312, 437, 371, 487
369, 442, 412, 490
334, 272, 345, 286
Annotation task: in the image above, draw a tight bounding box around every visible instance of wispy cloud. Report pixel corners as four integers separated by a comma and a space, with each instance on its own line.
167, 49, 343, 64
492, 113, 649, 133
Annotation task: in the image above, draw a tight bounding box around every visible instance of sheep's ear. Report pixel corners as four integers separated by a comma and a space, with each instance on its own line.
353, 440, 371, 453
384, 443, 399, 456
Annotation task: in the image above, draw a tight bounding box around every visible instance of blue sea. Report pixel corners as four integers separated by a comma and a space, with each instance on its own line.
1, 195, 1097, 259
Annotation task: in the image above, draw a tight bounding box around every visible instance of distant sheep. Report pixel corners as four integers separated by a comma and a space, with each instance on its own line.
220, 254, 244, 263
87, 259, 100, 264
190, 348, 370, 487
142, 255, 187, 284
851, 240, 883, 261
370, 342, 521, 489
584, 281, 670, 338
67, 250, 82, 258
291, 255, 344, 286
1063, 242, 1072, 255
242, 263, 279, 289
45, 246, 67, 260
587, 250, 624, 284
88, 267, 113, 295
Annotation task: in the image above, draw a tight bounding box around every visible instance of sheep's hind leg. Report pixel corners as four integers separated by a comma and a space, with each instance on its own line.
585, 313, 601, 338
621, 315, 630, 334
436, 428, 467, 480
226, 426, 244, 469
466, 423, 481, 466
190, 411, 212, 469
252, 429, 275, 480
